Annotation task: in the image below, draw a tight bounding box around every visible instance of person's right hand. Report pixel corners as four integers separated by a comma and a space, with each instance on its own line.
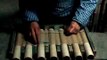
30, 21, 40, 44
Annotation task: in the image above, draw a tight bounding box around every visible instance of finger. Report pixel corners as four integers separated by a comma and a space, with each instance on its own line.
75, 29, 79, 33
72, 28, 81, 34
67, 25, 72, 32
72, 30, 78, 34
69, 27, 75, 33
31, 28, 37, 44
68, 22, 74, 32
35, 28, 40, 44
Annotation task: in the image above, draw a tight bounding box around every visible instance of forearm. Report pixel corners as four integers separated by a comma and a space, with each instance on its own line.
72, 0, 98, 27
23, 10, 39, 22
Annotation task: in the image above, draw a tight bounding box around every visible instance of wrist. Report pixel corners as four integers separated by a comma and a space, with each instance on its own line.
72, 19, 84, 30
23, 20, 39, 27
30, 20, 39, 24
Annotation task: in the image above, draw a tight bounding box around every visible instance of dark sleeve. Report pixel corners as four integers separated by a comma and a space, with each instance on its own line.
19, 0, 39, 22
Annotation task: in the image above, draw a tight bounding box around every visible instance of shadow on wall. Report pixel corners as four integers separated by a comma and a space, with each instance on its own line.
0, 11, 22, 32
0, 0, 19, 32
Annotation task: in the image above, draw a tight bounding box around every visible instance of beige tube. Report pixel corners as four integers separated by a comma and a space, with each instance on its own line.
44, 29, 49, 53
77, 33, 85, 53
13, 33, 24, 60
71, 34, 82, 60
13, 46, 21, 60
66, 36, 73, 53
59, 29, 70, 60
24, 42, 32, 60
38, 29, 45, 60
80, 30, 94, 59
49, 28, 57, 60
55, 30, 61, 52
77, 33, 83, 45
44, 29, 49, 44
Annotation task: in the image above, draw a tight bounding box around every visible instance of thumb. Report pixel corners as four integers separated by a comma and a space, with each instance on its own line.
31, 29, 37, 44
70, 27, 75, 33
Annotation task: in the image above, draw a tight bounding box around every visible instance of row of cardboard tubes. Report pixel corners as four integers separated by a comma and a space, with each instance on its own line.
13, 28, 94, 60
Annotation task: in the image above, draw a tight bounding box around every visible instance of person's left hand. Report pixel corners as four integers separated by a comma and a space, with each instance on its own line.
67, 21, 80, 34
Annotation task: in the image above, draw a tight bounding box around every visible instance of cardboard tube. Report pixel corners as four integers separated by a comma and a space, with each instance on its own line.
71, 34, 82, 60
55, 30, 61, 45
44, 29, 49, 44
24, 42, 32, 60
13, 45, 21, 60
77, 33, 83, 45
13, 33, 24, 60
49, 28, 57, 60
55, 30, 61, 52
66, 36, 73, 53
59, 29, 70, 60
38, 44, 45, 60
80, 30, 94, 59
77, 33, 85, 53
38, 29, 45, 60
44, 29, 49, 53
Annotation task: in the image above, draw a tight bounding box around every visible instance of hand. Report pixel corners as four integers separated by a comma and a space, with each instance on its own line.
30, 21, 40, 44
67, 21, 80, 34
